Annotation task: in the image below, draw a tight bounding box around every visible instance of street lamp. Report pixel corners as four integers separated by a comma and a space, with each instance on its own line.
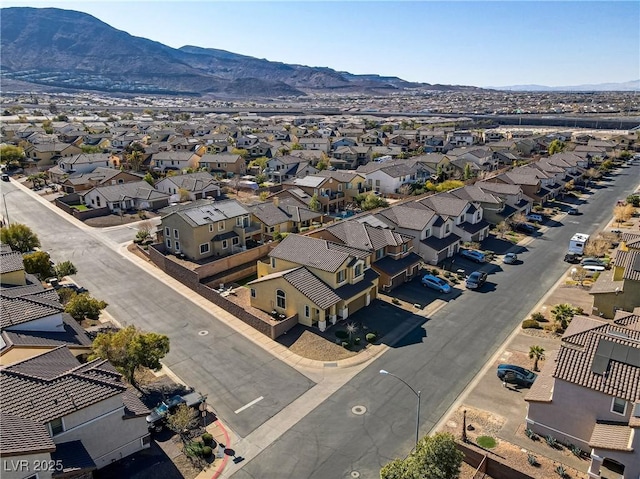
1, 189, 20, 226
380, 369, 421, 448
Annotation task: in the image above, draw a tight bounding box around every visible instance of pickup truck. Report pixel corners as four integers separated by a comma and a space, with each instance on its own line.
146, 391, 206, 432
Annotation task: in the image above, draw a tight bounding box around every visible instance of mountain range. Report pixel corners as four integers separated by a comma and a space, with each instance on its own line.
0, 7, 481, 99
489, 80, 640, 92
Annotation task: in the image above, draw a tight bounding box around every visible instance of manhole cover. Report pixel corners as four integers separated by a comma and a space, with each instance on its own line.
351, 405, 366, 415
198, 330, 209, 336
351, 472, 360, 478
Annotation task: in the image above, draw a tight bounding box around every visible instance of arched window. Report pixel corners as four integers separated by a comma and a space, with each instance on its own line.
276, 289, 286, 309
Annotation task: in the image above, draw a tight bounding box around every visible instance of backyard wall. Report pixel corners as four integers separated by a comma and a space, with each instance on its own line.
194, 243, 275, 279
55, 194, 111, 220
456, 442, 534, 479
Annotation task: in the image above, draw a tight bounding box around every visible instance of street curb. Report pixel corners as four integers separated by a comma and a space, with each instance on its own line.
210, 419, 231, 479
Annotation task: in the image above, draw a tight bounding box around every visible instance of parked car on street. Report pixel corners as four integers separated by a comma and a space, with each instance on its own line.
525, 213, 543, 223
564, 253, 580, 263
581, 257, 605, 267
503, 252, 518, 264
465, 271, 488, 290
496, 364, 537, 388
459, 249, 486, 263
567, 207, 580, 215
1, 173, 9, 182
421, 274, 451, 293
514, 223, 537, 235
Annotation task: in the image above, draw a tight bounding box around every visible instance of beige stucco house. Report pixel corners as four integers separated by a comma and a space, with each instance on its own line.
248, 234, 379, 331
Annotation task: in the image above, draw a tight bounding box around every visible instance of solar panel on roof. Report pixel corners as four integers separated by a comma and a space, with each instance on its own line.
591, 355, 609, 375
633, 403, 640, 418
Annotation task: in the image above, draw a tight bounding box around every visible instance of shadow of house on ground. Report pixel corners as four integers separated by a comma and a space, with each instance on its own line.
95, 441, 185, 479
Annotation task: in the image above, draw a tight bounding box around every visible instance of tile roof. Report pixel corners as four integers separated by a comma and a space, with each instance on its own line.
1, 347, 127, 424
1, 293, 64, 329
375, 204, 436, 231
159, 172, 220, 192
418, 194, 469, 217
372, 252, 422, 277
589, 422, 633, 451
0, 251, 24, 274
553, 315, 640, 402
283, 267, 342, 309
164, 199, 249, 227
457, 220, 490, 235
334, 268, 379, 300
83, 181, 169, 203
421, 233, 462, 252
324, 220, 409, 251
614, 250, 640, 281
2, 314, 92, 349
0, 411, 55, 455
525, 350, 558, 403
449, 185, 502, 205
122, 388, 150, 417
269, 234, 352, 272
289, 176, 327, 188
476, 181, 523, 196
621, 233, 640, 250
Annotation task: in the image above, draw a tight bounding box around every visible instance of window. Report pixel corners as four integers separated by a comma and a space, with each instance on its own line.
222, 240, 228, 249
376, 248, 384, 260
375, 180, 381, 186
337, 269, 346, 283
142, 435, 151, 447
165, 226, 170, 236
354, 263, 362, 277
305, 305, 310, 317
611, 397, 627, 415
271, 257, 276, 268
402, 243, 408, 253
250, 288, 256, 298
173, 229, 179, 239
276, 289, 286, 309
175, 241, 180, 252
209, 224, 214, 233
200, 243, 210, 255
445, 224, 450, 234
218, 221, 225, 231
49, 417, 64, 436
236, 217, 242, 227
232, 237, 239, 246
166, 239, 172, 249
338, 184, 343, 192
96, 196, 101, 207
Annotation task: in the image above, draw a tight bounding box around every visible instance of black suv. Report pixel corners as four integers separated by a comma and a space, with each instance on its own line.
514, 223, 536, 234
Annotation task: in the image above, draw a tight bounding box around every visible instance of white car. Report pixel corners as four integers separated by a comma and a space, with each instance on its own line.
503, 252, 518, 264
526, 213, 543, 223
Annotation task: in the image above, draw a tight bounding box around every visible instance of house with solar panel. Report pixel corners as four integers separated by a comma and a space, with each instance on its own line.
525, 311, 640, 479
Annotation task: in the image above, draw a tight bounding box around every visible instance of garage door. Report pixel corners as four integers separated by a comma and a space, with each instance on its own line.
349, 293, 367, 314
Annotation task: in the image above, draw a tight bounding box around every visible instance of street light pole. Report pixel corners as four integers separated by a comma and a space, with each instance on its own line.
380, 369, 421, 448
2, 190, 20, 226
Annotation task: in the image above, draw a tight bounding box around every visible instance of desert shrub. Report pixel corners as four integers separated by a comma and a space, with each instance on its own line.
335, 330, 348, 339
545, 435, 558, 448
202, 446, 213, 457
530, 312, 546, 322
431, 268, 439, 275
341, 341, 349, 348
202, 433, 213, 446
525, 428, 539, 440
392, 298, 400, 305
570, 444, 583, 457
366, 333, 377, 343
522, 319, 542, 329
527, 454, 539, 466
555, 465, 568, 478
354, 337, 361, 345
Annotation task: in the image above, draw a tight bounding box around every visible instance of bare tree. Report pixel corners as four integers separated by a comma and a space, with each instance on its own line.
496, 221, 511, 238
583, 238, 610, 258
571, 267, 591, 287
167, 404, 199, 442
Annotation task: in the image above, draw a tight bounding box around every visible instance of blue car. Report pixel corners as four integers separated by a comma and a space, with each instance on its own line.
496, 364, 537, 388
421, 274, 451, 293
459, 249, 486, 263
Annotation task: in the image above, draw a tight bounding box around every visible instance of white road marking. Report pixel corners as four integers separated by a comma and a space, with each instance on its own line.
235, 396, 264, 414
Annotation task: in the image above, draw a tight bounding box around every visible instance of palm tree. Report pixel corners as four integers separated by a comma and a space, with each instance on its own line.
126, 150, 144, 172
551, 303, 576, 331
346, 322, 358, 344
529, 345, 545, 372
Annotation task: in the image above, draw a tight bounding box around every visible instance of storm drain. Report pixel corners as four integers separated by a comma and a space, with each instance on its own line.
198, 330, 209, 336
351, 405, 367, 415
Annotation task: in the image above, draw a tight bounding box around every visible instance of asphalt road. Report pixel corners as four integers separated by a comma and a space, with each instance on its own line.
1, 181, 315, 438
230, 162, 640, 478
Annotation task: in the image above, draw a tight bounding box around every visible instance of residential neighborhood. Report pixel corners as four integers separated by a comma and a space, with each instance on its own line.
1, 98, 640, 479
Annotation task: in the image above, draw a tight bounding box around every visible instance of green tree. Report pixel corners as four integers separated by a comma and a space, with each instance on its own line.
65, 293, 108, 321
81, 145, 103, 154
548, 139, 566, 155
126, 150, 145, 172
1, 223, 41, 253
23, 251, 54, 280
309, 194, 321, 212
550, 303, 576, 331
41, 119, 53, 134
255, 173, 267, 185
425, 180, 465, 193
290, 143, 303, 150
90, 325, 170, 388
55, 260, 77, 278
380, 432, 463, 479
231, 148, 249, 159
361, 194, 389, 211
463, 163, 474, 180
529, 345, 545, 372
0, 145, 25, 165
143, 172, 155, 186
316, 158, 329, 171
178, 188, 191, 202
248, 156, 269, 172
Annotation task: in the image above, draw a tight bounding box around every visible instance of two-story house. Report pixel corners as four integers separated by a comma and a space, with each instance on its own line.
525, 311, 640, 479
154, 171, 221, 202
485, 171, 546, 205
248, 234, 379, 331
198, 153, 246, 178
151, 151, 201, 172
283, 175, 345, 213
420, 193, 490, 243
316, 170, 370, 203
472, 181, 532, 223
265, 156, 318, 183
297, 137, 331, 153
247, 197, 323, 241
356, 162, 417, 194
309, 220, 422, 292
59, 167, 143, 194
158, 199, 260, 260
1, 346, 150, 477
589, 234, 640, 318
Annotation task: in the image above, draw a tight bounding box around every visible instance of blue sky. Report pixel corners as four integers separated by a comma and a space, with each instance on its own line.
2, 1, 639, 87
